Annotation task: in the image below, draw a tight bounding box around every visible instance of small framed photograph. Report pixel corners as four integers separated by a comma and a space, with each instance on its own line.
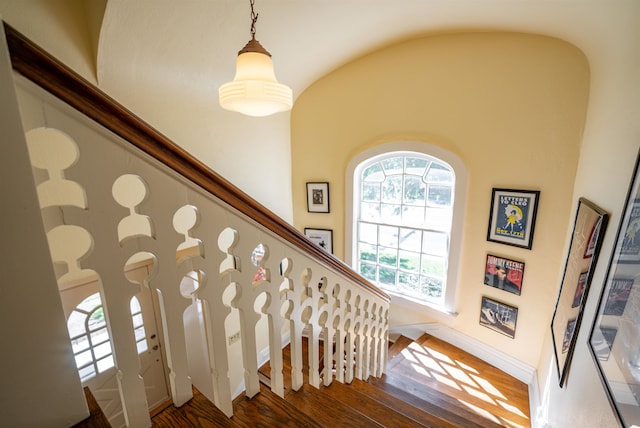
304, 228, 333, 254
479, 296, 518, 339
306, 182, 330, 213
487, 188, 540, 249
484, 254, 524, 295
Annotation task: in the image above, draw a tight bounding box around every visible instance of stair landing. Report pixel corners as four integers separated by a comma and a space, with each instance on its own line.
150, 333, 530, 427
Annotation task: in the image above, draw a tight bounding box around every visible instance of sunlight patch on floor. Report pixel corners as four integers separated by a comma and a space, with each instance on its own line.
470, 373, 506, 399
497, 399, 528, 418
455, 359, 480, 374
431, 370, 462, 390
442, 363, 476, 387
458, 399, 502, 424
461, 383, 497, 405
409, 361, 433, 379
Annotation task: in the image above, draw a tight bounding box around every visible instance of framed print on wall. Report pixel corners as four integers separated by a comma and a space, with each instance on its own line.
306, 182, 330, 213
484, 254, 525, 296
487, 188, 540, 250
551, 197, 608, 388
304, 228, 333, 254
479, 296, 518, 339
588, 150, 640, 428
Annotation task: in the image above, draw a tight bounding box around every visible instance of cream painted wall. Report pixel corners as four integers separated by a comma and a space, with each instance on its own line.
534, 3, 639, 426
291, 32, 590, 369
0, 1, 294, 222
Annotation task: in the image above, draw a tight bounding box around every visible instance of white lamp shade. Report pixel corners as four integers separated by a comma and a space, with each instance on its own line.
219, 51, 293, 117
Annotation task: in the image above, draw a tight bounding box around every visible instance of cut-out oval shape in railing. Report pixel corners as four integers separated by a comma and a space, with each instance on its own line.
25, 127, 87, 209
47, 224, 95, 283
112, 174, 154, 244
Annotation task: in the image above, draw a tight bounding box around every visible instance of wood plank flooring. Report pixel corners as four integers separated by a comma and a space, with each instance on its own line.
150, 333, 530, 427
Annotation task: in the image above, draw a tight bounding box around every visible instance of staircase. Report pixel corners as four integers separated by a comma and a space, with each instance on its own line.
151, 334, 531, 427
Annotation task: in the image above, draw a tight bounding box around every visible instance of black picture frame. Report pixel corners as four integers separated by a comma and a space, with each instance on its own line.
551, 198, 608, 388
306, 182, 330, 213
304, 228, 333, 254
487, 188, 540, 250
479, 296, 518, 339
588, 150, 640, 427
484, 254, 525, 296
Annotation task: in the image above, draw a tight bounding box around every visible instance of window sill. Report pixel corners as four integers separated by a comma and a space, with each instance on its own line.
385, 290, 458, 324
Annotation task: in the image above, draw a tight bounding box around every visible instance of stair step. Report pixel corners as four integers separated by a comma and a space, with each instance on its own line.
388, 335, 414, 360
232, 383, 323, 427
325, 378, 453, 428
371, 372, 503, 428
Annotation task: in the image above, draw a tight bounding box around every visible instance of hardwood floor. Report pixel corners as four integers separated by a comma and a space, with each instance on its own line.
150, 334, 530, 427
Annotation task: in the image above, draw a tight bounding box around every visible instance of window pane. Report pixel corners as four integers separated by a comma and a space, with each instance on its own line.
363, 163, 384, 182
379, 225, 398, 248
379, 267, 397, 287
404, 176, 426, 205
96, 355, 115, 373
134, 325, 146, 342
71, 335, 90, 354
360, 202, 381, 222
359, 223, 377, 245
425, 207, 452, 231
428, 185, 452, 207
358, 243, 377, 262
93, 341, 112, 360
132, 313, 144, 328
381, 204, 401, 223
381, 157, 403, 175
398, 250, 420, 273
405, 157, 429, 175
136, 339, 148, 354
399, 228, 421, 252
421, 277, 443, 297
378, 247, 398, 268
423, 231, 448, 255
360, 262, 377, 281
421, 256, 446, 277
67, 311, 87, 338
362, 182, 381, 202
88, 307, 105, 329
425, 163, 453, 183
75, 350, 92, 368
402, 206, 425, 227
399, 272, 420, 294
130, 297, 142, 313
78, 364, 96, 382
90, 328, 109, 346
381, 175, 402, 203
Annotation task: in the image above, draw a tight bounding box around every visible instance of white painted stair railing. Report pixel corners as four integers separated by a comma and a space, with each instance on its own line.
4, 23, 390, 427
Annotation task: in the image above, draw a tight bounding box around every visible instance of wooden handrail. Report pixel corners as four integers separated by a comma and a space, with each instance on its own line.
4, 22, 390, 303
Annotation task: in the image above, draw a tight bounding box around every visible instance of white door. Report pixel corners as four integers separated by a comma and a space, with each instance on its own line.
60, 263, 170, 427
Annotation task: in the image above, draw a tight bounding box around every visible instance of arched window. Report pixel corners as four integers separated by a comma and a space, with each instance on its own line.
67, 292, 148, 382
346, 142, 466, 314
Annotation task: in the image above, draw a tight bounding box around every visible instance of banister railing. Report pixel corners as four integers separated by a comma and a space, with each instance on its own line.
5, 22, 390, 428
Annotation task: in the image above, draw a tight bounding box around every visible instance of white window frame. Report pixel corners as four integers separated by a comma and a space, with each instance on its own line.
346, 141, 467, 318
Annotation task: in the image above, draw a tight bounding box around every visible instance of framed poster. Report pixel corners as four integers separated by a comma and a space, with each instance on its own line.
479, 296, 518, 339
588, 150, 640, 427
487, 188, 540, 249
551, 198, 608, 388
306, 182, 330, 213
484, 254, 524, 296
304, 228, 333, 254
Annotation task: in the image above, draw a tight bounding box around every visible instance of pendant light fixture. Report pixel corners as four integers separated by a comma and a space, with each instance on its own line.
218, 0, 292, 117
